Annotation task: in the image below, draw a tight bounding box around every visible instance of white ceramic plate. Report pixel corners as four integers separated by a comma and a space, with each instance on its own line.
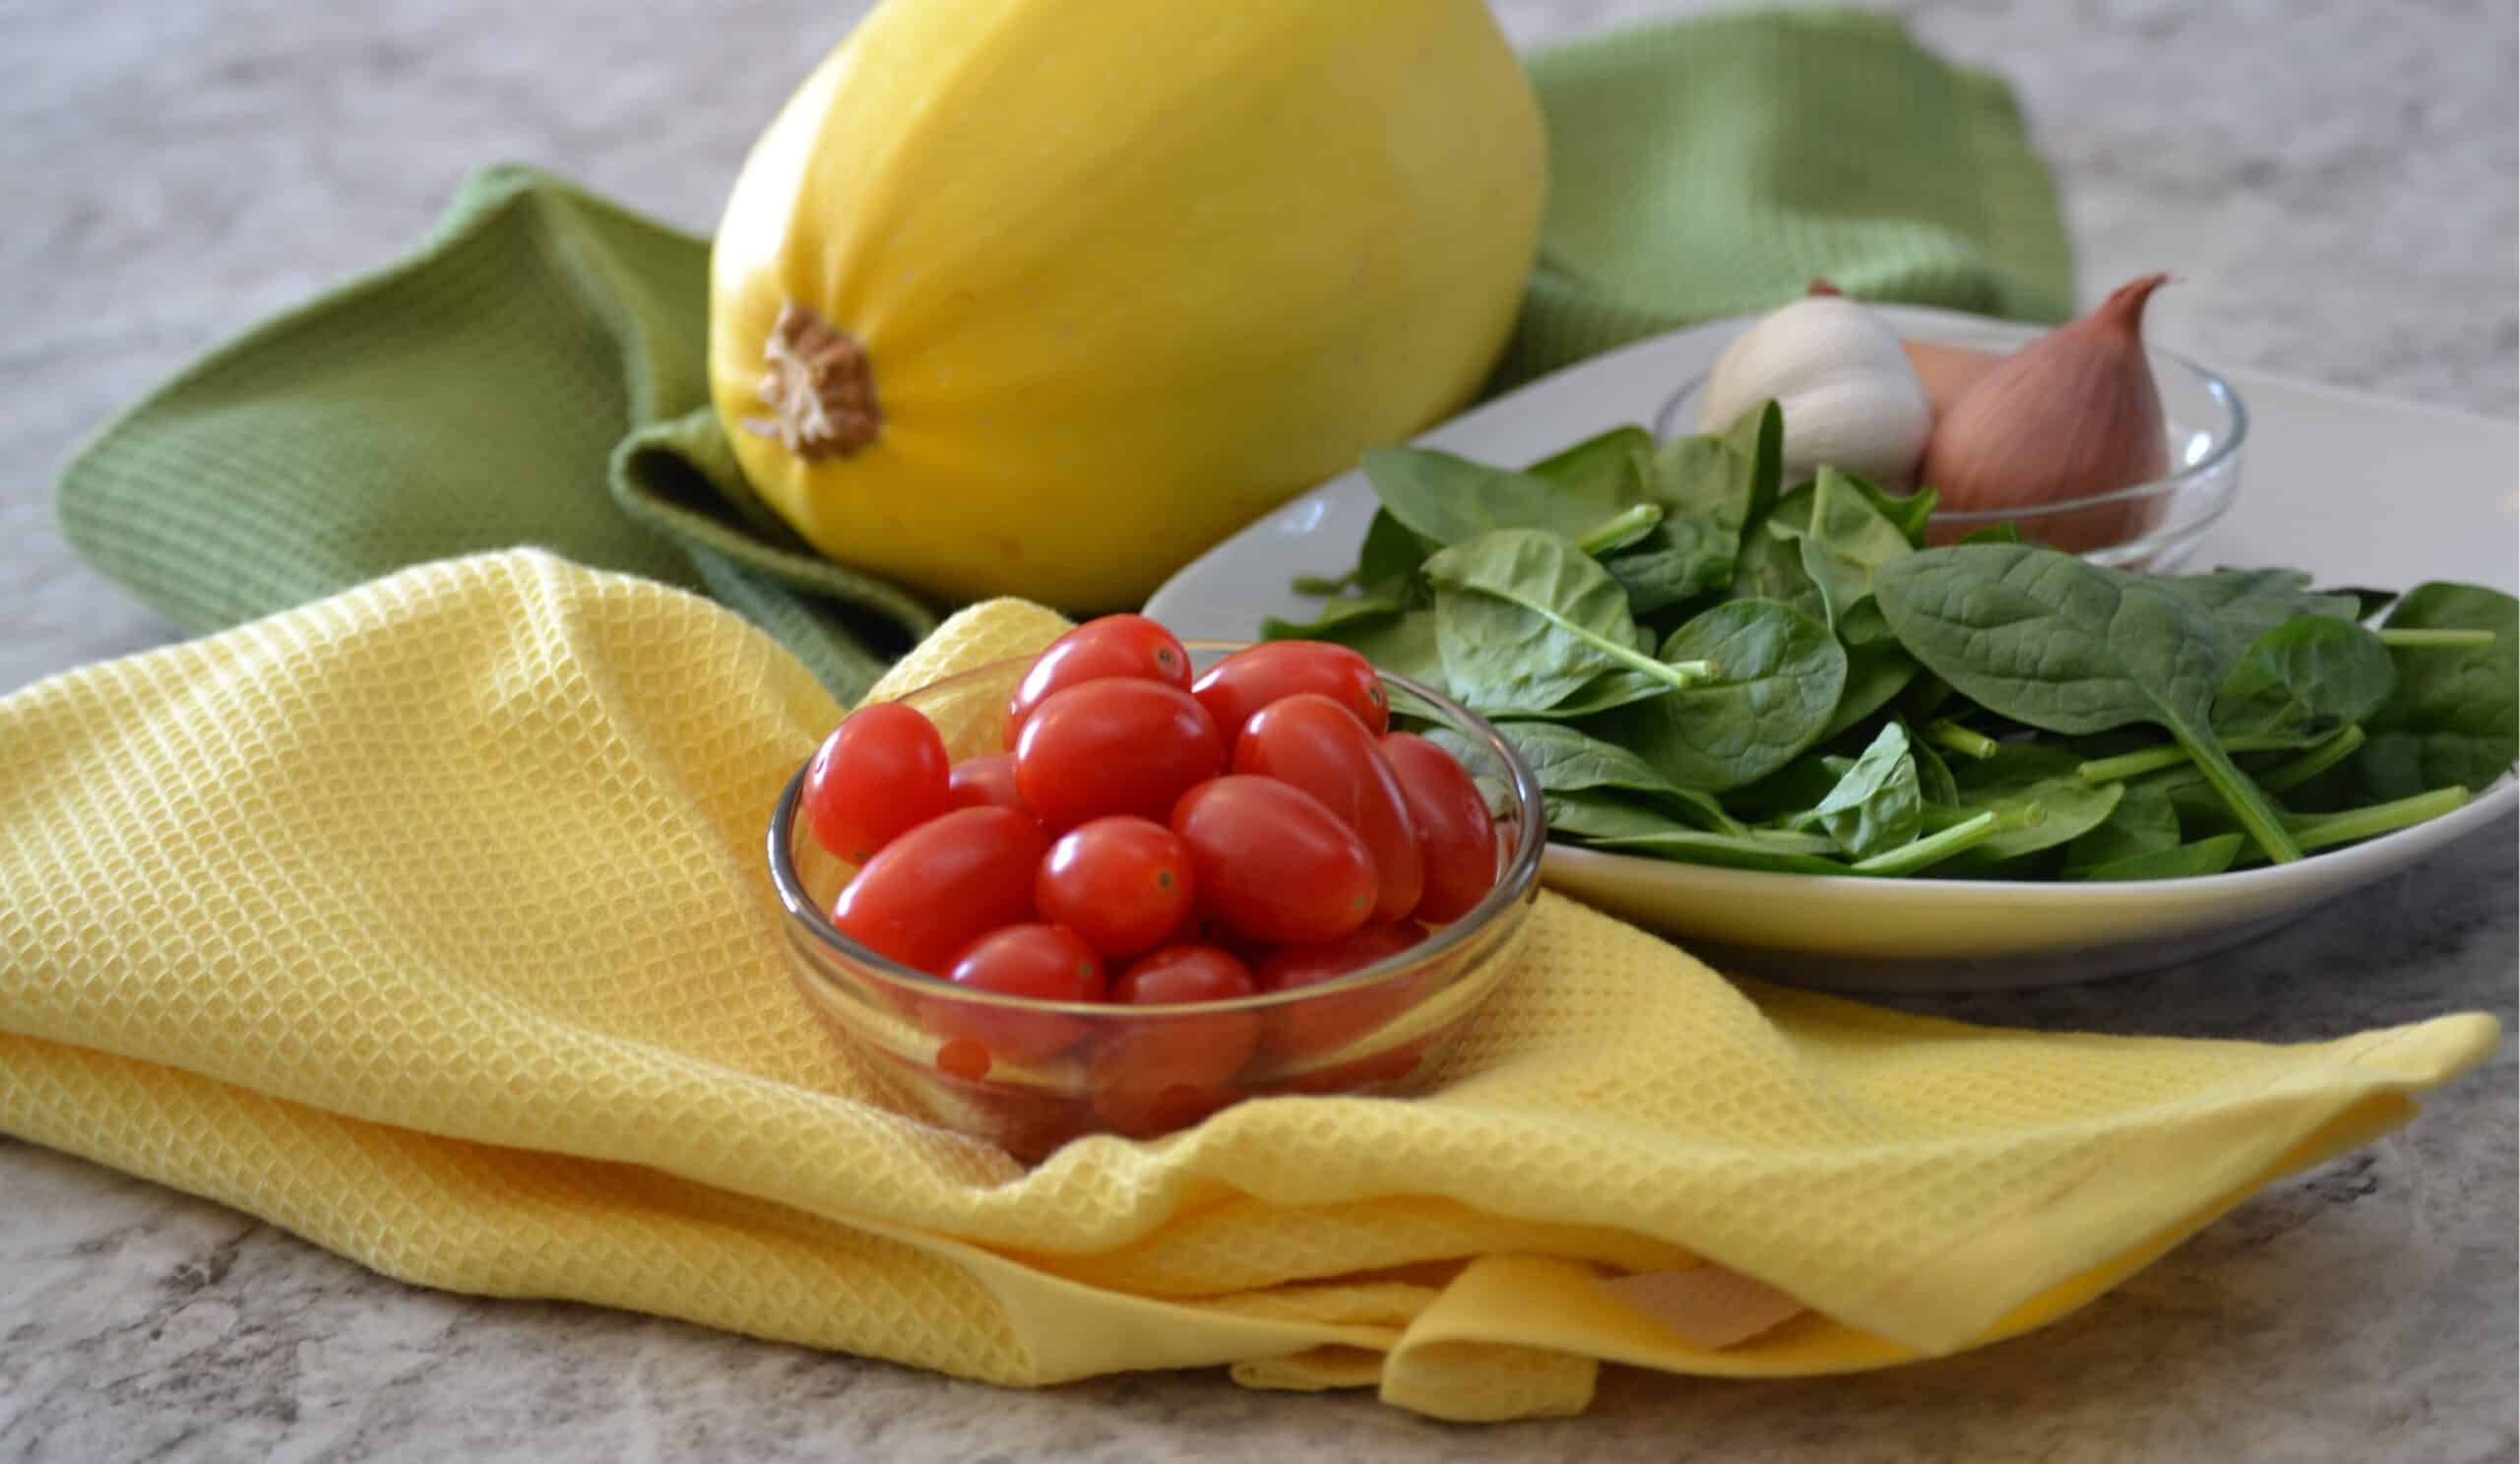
1146, 306, 2520, 992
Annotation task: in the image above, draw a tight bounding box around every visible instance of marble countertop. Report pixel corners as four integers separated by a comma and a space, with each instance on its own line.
3, 0, 2513, 1458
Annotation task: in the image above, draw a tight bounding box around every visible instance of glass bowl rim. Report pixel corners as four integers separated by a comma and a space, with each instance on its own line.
1657, 330, 2250, 520
766, 641, 1548, 1017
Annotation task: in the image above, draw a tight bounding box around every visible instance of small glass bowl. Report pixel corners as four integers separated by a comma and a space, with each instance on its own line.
1653, 314, 2247, 571
766, 644, 1545, 1162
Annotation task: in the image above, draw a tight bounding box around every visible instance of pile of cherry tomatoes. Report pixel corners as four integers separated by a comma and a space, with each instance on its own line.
797, 614, 1500, 1129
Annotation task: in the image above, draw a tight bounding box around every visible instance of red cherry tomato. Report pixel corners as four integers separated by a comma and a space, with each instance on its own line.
1380, 732, 1500, 923
1015, 680, 1223, 832
1089, 944, 1263, 1135
1170, 776, 1376, 945
1269, 1038, 1437, 1096
1089, 1073, 1236, 1139
1168, 914, 1273, 973
1233, 693, 1423, 923
830, 806, 1046, 974
987, 1094, 1102, 1164
1004, 614, 1192, 748
1037, 817, 1196, 959
945, 753, 1029, 816
1191, 642, 1389, 745
801, 703, 954, 863
922, 923, 1105, 1064
1110, 943, 1260, 1008
1254, 923, 1424, 1063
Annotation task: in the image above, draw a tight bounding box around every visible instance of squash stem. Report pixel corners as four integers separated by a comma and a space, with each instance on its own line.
742, 302, 882, 459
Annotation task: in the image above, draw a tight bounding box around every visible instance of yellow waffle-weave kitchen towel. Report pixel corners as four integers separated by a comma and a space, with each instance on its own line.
0, 550, 2495, 1422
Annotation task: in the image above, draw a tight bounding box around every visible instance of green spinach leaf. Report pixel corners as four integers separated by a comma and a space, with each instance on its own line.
2345, 582, 2520, 797
1423, 530, 1711, 716
1263, 593, 1407, 641
1820, 640, 1922, 741
1764, 469, 1916, 633
2316, 586, 2400, 622
1445, 721, 1738, 832
1948, 741, 2084, 789
1543, 792, 1714, 844
1506, 668, 1680, 721
1592, 599, 1848, 792
1909, 725, 1962, 805
2152, 568, 2363, 648
2061, 780, 2180, 872
1264, 603, 1443, 687
1653, 433, 1758, 532
1729, 525, 1829, 624
1363, 447, 1641, 548
1603, 430, 1765, 612
2070, 833, 2245, 881
1606, 522, 1735, 613
1582, 825, 1851, 875
1874, 543, 2303, 862
1852, 476, 1938, 549
1526, 425, 1656, 503
1357, 508, 1436, 592
1724, 753, 1851, 821
1769, 468, 1936, 550
1793, 723, 1923, 858
1833, 597, 1897, 648
1938, 745, 2125, 867
2211, 614, 2397, 744
1715, 399, 1786, 526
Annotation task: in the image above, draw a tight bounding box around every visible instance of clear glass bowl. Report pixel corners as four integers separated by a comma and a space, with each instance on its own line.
1653, 315, 2247, 572
766, 643, 1545, 1162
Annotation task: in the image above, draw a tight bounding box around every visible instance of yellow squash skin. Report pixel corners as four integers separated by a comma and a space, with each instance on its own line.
710, 0, 1544, 610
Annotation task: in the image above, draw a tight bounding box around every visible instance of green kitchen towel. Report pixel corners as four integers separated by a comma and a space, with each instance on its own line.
1497, 8, 2071, 383
59, 9, 2070, 703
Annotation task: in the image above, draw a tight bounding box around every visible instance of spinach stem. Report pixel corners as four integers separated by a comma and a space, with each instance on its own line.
2377, 628, 2496, 649
1574, 503, 1664, 555
2286, 786, 2471, 853
1922, 800, 2044, 834
1902, 677, 1955, 720
1448, 567, 1722, 696
1569, 618, 1719, 694
1920, 720, 1999, 760
2076, 735, 2298, 785
1851, 811, 2000, 875
2256, 725, 2367, 792
1292, 572, 1355, 596
2175, 731, 2304, 863
1988, 799, 2048, 833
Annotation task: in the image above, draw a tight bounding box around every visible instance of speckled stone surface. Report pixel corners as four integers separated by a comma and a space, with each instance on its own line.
2, 1, 2513, 1459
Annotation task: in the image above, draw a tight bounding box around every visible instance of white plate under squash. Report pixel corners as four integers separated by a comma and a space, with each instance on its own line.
1145, 306, 2520, 992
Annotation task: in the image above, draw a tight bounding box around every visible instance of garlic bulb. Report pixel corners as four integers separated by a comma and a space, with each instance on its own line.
1698, 296, 1932, 489
1805, 279, 2000, 418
